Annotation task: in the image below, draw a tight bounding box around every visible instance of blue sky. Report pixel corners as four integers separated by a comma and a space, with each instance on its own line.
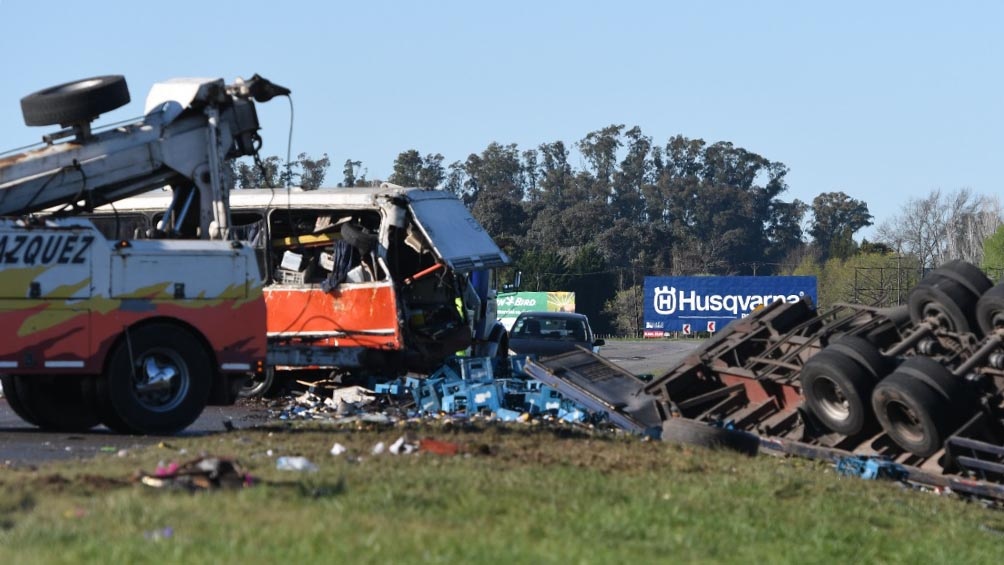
1, 1, 1001, 240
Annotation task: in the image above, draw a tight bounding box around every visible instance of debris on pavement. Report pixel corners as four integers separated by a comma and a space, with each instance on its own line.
269, 356, 610, 430
135, 456, 253, 490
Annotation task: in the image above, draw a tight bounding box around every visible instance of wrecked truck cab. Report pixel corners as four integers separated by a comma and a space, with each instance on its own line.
86, 183, 511, 384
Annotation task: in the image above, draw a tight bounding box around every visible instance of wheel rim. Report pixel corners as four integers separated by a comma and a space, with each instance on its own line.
811, 376, 851, 422
883, 399, 925, 444
920, 302, 954, 330
240, 368, 274, 398
131, 349, 190, 412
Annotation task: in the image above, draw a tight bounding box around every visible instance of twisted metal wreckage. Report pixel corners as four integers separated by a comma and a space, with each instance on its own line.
523, 259, 1004, 503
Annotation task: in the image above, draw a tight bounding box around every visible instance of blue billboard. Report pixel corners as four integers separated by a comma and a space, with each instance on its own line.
643, 276, 818, 335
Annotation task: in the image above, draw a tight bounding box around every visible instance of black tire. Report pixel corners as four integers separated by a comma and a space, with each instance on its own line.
660, 418, 759, 456
976, 283, 1004, 336
908, 275, 981, 335
340, 222, 377, 255
872, 369, 955, 458
928, 260, 992, 298
1, 374, 40, 426
21, 75, 130, 127
826, 335, 893, 380
239, 367, 276, 398
799, 349, 876, 436
82, 374, 132, 433
11, 376, 99, 432
866, 305, 910, 348
97, 323, 212, 435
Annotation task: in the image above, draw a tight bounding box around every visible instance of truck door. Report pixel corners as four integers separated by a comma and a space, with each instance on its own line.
403, 191, 510, 272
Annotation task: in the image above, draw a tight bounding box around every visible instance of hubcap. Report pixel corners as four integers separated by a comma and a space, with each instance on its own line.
131, 349, 189, 412
813, 376, 851, 422
885, 400, 925, 444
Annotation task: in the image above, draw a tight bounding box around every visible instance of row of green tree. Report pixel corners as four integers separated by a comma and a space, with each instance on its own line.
238, 125, 1002, 336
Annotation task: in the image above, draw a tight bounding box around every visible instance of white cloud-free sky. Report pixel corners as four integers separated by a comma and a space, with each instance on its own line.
1, 0, 1000, 238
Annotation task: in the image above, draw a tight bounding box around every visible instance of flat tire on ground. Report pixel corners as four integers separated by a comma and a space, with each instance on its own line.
97, 323, 212, 435
799, 349, 876, 436
660, 418, 759, 456
21, 75, 130, 127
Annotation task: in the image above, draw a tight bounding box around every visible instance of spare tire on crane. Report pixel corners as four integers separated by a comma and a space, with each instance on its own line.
20, 75, 130, 127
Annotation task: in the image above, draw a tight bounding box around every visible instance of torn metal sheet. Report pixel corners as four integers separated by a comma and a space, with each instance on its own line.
522, 348, 667, 435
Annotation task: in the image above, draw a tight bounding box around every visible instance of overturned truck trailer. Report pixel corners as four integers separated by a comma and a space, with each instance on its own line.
527, 260, 1004, 500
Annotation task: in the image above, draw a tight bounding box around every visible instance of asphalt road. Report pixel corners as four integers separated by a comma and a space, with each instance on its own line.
0, 339, 702, 467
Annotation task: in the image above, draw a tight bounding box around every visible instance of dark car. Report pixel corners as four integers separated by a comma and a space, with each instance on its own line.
508, 312, 605, 358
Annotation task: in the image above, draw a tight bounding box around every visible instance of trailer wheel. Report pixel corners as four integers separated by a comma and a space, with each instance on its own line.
930, 260, 993, 298
660, 418, 759, 456
99, 323, 212, 435
800, 349, 876, 436
10, 376, 100, 432
1, 374, 40, 426
21, 75, 130, 127
866, 305, 910, 348
239, 367, 276, 398
908, 275, 981, 335
976, 283, 1004, 336
872, 357, 963, 458
826, 335, 893, 380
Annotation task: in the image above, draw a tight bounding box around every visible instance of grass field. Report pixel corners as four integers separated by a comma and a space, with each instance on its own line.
1, 420, 1002, 564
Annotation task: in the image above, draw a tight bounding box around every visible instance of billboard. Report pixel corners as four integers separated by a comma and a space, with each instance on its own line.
497, 291, 575, 329
643, 276, 817, 336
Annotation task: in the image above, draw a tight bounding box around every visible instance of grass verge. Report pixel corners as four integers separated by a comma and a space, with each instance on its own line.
1, 421, 1002, 564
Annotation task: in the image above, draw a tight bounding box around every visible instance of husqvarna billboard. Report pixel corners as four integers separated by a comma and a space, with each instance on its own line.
643, 276, 817, 336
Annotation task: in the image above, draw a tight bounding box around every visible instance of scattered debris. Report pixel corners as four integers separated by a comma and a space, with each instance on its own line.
275, 456, 319, 472
389, 434, 419, 455
835, 456, 909, 482
136, 456, 253, 490
269, 356, 612, 431
330, 443, 348, 456
419, 438, 461, 456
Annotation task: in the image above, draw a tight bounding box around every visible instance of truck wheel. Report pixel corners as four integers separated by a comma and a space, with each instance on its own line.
908, 275, 980, 336
239, 367, 275, 398
21, 75, 130, 127
872, 357, 963, 457
660, 418, 759, 456
866, 305, 909, 348
826, 335, 893, 380
929, 260, 992, 298
800, 349, 876, 436
99, 323, 212, 435
1, 375, 40, 426
976, 283, 1004, 336
11, 376, 99, 432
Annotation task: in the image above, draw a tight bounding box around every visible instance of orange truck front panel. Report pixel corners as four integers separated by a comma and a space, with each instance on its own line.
0, 222, 267, 376
264, 281, 401, 350
0, 298, 266, 374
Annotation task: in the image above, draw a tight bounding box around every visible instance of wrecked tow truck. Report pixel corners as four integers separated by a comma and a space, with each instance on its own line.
526, 260, 1004, 502
89, 184, 512, 393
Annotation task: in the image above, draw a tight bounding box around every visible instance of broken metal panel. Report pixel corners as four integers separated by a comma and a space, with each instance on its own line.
523, 348, 665, 434
404, 190, 510, 272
